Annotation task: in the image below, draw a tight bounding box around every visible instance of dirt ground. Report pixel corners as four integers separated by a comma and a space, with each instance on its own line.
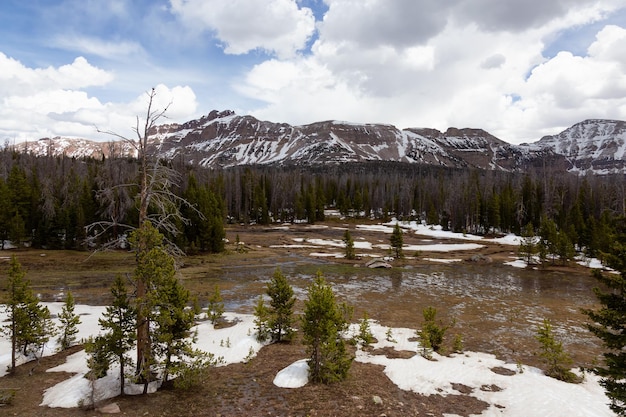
0, 220, 605, 416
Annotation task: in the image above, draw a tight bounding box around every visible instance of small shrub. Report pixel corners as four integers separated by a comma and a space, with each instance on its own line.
253, 296, 270, 342
207, 285, 225, 325
535, 319, 578, 383
385, 327, 397, 343
357, 312, 374, 347
0, 389, 16, 406
419, 306, 452, 354
452, 334, 463, 353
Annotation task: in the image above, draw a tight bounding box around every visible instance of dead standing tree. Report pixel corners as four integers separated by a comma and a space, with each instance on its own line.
89, 88, 194, 387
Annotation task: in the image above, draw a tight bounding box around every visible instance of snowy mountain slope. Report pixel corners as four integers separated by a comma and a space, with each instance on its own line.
151, 110, 546, 170
15, 111, 626, 174
529, 119, 626, 174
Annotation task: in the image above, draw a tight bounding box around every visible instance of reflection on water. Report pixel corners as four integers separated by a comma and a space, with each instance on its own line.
208, 261, 602, 368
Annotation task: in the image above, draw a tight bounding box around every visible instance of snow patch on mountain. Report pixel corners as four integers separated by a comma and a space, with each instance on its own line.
14, 113, 626, 175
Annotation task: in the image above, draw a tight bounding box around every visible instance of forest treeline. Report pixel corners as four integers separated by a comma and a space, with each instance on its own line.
0, 147, 624, 259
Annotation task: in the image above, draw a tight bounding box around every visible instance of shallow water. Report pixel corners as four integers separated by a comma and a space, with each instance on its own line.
199, 260, 602, 368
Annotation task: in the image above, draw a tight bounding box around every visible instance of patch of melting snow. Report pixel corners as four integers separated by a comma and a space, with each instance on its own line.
424, 258, 462, 263
0, 304, 614, 416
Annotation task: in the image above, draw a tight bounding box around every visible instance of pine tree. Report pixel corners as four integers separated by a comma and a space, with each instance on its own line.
585, 219, 626, 414
420, 306, 451, 354
301, 272, 353, 384
266, 268, 295, 342
98, 275, 136, 395
84, 335, 111, 380
253, 296, 270, 342
343, 229, 356, 260
390, 223, 404, 259
1, 256, 54, 374
151, 266, 197, 383
519, 223, 537, 265
538, 217, 558, 264
207, 284, 225, 325
357, 311, 374, 347
57, 290, 81, 350
535, 319, 576, 382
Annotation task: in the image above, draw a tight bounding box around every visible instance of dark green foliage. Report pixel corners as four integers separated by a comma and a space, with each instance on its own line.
57, 291, 81, 350
535, 319, 577, 383
519, 223, 537, 265
84, 335, 111, 379
0, 147, 624, 259
171, 351, 218, 390
130, 221, 174, 385
151, 264, 197, 383
343, 229, 356, 260
253, 296, 271, 342
357, 311, 374, 347
419, 306, 452, 355
390, 223, 403, 259
97, 275, 136, 395
207, 285, 225, 325
452, 334, 463, 353
266, 268, 296, 342
538, 216, 576, 265
301, 272, 353, 384
182, 174, 225, 253
585, 218, 626, 415
1, 256, 54, 374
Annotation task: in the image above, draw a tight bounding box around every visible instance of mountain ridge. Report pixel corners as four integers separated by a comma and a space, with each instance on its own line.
15, 112, 626, 175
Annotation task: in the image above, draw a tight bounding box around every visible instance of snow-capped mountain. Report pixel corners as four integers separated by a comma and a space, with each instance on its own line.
15, 136, 138, 159
528, 119, 626, 174
148, 110, 548, 170
15, 111, 626, 174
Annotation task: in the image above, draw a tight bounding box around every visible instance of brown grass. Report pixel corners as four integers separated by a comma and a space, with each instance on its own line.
0, 221, 605, 416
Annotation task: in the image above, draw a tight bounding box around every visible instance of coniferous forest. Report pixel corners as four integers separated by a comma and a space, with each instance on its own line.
0, 146, 624, 261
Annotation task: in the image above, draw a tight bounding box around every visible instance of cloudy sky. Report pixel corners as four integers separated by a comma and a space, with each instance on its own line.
1, 0, 625, 144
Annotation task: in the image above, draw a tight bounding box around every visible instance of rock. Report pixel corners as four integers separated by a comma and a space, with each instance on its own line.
365, 259, 392, 269
467, 254, 492, 263
372, 395, 383, 405
97, 403, 121, 414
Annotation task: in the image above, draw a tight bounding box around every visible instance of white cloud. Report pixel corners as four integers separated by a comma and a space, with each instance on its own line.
238, 1, 626, 143
53, 35, 147, 60
169, 0, 316, 58
0, 54, 113, 96
0, 53, 198, 142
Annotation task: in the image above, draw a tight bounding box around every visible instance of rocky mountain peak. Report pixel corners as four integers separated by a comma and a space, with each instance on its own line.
14, 113, 626, 175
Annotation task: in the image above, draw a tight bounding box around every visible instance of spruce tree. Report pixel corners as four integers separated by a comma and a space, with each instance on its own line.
98, 275, 136, 395
420, 306, 451, 354
519, 223, 537, 265
266, 268, 295, 342
343, 229, 356, 260
535, 319, 576, 382
301, 272, 353, 384
390, 223, 404, 259
57, 290, 81, 350
130, 221, 168, 387
151, 266, 197, 383
1, 256, 54, 374
253, 296, 270, 342
207, 284, 225, 325
585, 218, 626, 414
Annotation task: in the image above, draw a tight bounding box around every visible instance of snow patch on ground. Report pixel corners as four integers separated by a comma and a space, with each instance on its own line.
273, 359, 309, 388
274, 322, 615, 416
0, 304, 616, 416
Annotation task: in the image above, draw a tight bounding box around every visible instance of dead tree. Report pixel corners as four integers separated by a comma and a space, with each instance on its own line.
88, 88, 197, 386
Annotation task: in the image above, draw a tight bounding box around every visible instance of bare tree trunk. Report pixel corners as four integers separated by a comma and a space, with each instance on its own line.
135, 89, 159, 388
